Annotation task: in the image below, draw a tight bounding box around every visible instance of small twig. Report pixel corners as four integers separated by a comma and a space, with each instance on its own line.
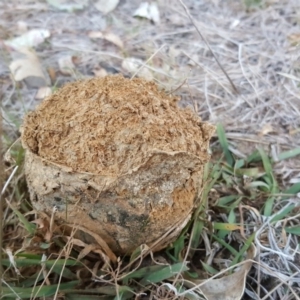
178, 0, 239, 94
130, 44, 166, 80
187, 81, 199, 114
166, 77, 188, 95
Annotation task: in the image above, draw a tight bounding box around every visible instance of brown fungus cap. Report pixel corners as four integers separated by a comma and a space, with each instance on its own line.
22, 75, 213, 175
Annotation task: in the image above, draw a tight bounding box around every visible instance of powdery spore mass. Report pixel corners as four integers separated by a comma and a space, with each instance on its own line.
22, 75, 212, 175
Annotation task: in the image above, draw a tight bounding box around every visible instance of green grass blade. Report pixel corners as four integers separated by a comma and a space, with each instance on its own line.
140, 262, 189, 285
277, 147, 300, 161
65, 286, 132, 298
172, 233, 186, 261
284, 226, 300, 236
122, 265, 165, 281
113, 286, 135, 300
231, 233, 255, 267
129, 245, 143, 262
234, 159, 245, 169
201, 261, 218, 275
216, 195, 239, 207
6, 202, 36, 235
3, 281, 79, 298
264, 196, 276, 217
189, 162, 221, 258
66, 295, 113, 300
213, 222, 240, 231
20, 272, 45, 287
248, 181, 270, 189
52, 265, 77, 279
270, 204, 295, 223
212, 234, 239, 256
216, 209, 237, 239
281, 183, 300, 199
257, 148, 279, 216
216, 123, 234, 167
189, 219, 204, 258
258, 148, 273, 177
235, 167, 261, 177
246, 149, 262, 164
1, 258, 79, 268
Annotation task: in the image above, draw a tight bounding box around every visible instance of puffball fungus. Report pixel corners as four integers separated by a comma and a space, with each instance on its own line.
21, 75, 214, 255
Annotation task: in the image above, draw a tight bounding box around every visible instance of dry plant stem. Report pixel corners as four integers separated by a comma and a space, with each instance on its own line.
166, 77, 188, 96
130, 44, 166, 80
32, 228, 76, 299
178, 0, 239, 94
261, 271, 300, 300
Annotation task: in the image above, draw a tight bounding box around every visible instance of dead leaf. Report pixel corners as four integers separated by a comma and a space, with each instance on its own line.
9, 49, 47, 87
122, 57, 153, 80
58, 55, 75, 75
47, 67, 56, 83
288, 33, 300, 46
35, 87, 52, 99
88, 31, 104, 39
93, 68, 108, 77
94, 0, 119, 14
78, 244, 96, 260
88, 31, 124, 49
102, 32, 124, 48
289, 127, 300, 135
133, 2, 160, 24
4, 29, 50, 50
183, 244, 256, 300
67, 237, 87, 248
259, 124, 274, 136
71, 225, 117, 263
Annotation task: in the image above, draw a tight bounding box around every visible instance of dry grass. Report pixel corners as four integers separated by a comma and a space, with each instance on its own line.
1, 0, 300, 299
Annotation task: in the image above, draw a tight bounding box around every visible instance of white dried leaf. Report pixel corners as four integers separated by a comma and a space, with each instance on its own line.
58, 55, 75, 75
35, 87, 52, 99
5, 248, 20, 276
230, 19, 240, 29
4, 29, 50, 50
9, 49, 46, 86
122, 57, 153, 81
93, 68, 108, 77
133, 2, 160, 24
94, 0, 119, 14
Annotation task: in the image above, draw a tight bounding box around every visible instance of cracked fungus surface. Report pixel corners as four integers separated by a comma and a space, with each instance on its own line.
22, 75, 212, 175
